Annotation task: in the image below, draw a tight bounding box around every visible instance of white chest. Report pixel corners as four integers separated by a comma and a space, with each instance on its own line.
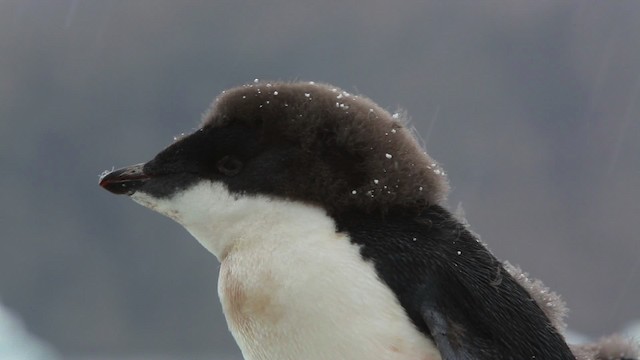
217, 230, 441, 360
132, 182, 441, 360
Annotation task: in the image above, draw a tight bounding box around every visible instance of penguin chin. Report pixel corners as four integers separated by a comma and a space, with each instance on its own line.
130, 180, 230, 227
128, 180, 312, 260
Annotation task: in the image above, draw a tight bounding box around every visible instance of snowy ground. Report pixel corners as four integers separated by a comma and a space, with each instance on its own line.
0, 301, 59, 360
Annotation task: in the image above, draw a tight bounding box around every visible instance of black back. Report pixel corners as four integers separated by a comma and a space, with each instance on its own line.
335, 205, 576, 360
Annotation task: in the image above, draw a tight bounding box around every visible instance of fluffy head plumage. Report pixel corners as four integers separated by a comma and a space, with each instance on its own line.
202, 81, 448, 215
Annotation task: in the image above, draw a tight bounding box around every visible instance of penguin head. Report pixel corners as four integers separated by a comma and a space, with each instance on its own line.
99, 81, 448, 255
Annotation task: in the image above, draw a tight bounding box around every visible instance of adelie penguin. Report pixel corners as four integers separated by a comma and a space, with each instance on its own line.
99, 81, 639, 360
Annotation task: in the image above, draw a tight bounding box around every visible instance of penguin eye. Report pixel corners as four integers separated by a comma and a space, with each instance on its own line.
217, 155, 243, 176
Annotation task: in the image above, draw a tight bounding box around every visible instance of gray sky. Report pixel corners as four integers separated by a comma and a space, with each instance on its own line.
1, 1, 639, 358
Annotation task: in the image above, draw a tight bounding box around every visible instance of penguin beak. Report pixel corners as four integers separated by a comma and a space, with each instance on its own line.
99, 163, 150, 195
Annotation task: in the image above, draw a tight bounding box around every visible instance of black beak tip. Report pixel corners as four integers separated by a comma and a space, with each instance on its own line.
99, 164, 150, 195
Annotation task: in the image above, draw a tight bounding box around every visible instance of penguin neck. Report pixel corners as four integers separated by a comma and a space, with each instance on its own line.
170, 182, 336, 260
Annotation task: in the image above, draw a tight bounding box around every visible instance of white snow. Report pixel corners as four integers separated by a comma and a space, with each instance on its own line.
98, 167, 114, 180
0, 302, 59, 359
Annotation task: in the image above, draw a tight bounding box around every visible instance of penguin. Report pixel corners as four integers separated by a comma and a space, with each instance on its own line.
99, 81, 636, 360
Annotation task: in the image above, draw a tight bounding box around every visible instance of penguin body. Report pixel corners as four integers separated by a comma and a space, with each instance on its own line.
99, 81, 632, 359
131, 183, 440, 360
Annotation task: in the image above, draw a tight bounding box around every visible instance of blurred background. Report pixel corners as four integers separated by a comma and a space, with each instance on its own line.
1, 1, 638, 359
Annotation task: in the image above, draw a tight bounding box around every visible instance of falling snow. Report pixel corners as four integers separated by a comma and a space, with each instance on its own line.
98, 168, 114, 180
